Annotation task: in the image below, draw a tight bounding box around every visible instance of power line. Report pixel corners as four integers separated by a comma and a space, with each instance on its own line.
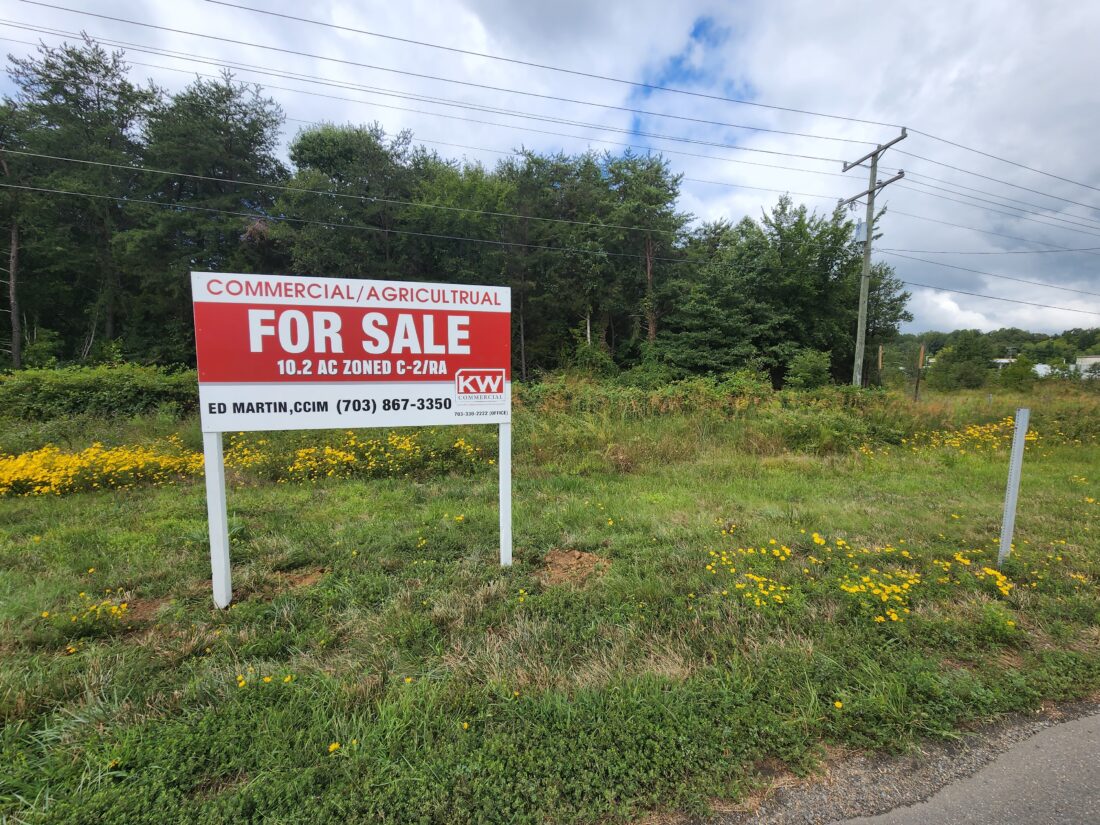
895, 183, 1100, 241
881, 251, 1100, 298
0, 19, 848, 164
198, 0, 903, 132
898, 178, 1100, 234
908, 129, 1100, 198
201, 0, 1100, 200
3, 147, 689, 238
0, 21, 865, 156
6, 7, 865, 163
899, 280, 1100, 317
879, 245, 1100, 256
903, 169, 1100, 222
20, 6, 1100, 249
0, 181, 707, 264
6, 183, 1098, 320
682, 177, 841, 201
18, 19, 1099, 247
885, 209, 1100, 257
0, 26, 864, 182
894, 150, 1100, 211
5, 31, 1097, 266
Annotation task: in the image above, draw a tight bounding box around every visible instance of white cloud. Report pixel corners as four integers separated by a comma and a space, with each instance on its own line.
3, 0, 1099, 332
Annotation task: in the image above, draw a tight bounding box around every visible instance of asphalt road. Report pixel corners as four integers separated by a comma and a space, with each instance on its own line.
838, 710, 1100, 825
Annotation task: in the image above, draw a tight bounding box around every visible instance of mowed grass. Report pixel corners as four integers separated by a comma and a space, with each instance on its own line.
1, 405, 1099, 823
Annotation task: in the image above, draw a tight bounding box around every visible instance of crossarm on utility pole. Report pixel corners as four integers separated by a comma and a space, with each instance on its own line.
838, 170, 905, 209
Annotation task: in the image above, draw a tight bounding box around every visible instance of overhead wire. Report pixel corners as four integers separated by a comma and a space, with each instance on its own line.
5, 29, 1096, 265
5, 181, 1099, 320
3, 147, 692, 238
0, 28, 861, 179
4, 18, 1099, 317
0, 19, 848, 164
901, 169, 1100, 222
196, 0, 904, 130
897, 179, 1100, 234
893, 150, 1100, 212
879, 245, 1100, 256
9, 20, 1097, 247
4, 6, 870, 159
894, 184, 1100, 241
880, 251, 1100, 298
899, 281, 1100, 317
197, 0, 1100, 198
0, 181, 703, 264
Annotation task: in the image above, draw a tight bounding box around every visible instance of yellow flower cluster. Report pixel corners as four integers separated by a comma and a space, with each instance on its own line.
973, 566, 1014, 597
2, 430, 491, 497
838, 569, 921, 622
933, 552, 1015, 597
0, 436, 202, 496
282, 431, 484, 482
236, 669, 295, 689
733, 572, 790, 607
863, 416, 1060, 458
54, 589, 131, 628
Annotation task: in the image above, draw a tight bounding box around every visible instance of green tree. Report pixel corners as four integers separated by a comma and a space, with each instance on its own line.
998, 355, 1036, 391
114, 73, 287, 362
6, 37, 158, 359
785, 348, 832, 389
927, 330, 994, 389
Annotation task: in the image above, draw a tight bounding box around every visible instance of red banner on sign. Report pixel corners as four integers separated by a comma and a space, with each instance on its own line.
193, 302, 511, 383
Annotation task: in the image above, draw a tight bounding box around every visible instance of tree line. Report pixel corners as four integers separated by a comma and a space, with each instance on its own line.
880, 327, 1100, 390
1, 38, 915, 385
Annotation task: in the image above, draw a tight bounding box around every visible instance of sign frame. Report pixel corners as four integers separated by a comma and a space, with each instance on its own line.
192, 272, 513, 608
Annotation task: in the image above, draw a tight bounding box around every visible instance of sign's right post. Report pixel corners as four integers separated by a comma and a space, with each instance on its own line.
499, 422, 512, 566
997, 407, 1030, 569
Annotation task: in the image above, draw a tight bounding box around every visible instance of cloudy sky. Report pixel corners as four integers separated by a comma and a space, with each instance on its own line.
3, 0, 1099, 333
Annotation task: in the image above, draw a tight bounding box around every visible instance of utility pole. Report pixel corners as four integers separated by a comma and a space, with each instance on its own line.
839, 128, 907, 387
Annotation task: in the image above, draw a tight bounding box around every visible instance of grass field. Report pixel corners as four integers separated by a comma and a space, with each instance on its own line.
1, 386, 1099, 823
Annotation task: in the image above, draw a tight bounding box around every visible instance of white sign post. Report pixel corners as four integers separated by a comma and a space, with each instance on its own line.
192, 272, 512, 608
997, 407, 1030, 569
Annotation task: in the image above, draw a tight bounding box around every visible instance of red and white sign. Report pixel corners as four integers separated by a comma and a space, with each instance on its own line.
192, 272, 511, 432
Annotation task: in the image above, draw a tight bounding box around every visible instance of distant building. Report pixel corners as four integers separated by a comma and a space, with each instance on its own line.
993, 357, 1051, 377
1078, 355, 1100, 377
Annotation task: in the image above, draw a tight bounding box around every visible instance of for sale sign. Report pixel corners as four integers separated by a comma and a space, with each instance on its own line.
191, 273, 511, 432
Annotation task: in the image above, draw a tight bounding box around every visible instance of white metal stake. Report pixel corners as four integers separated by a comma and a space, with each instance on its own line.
997, 408, 1030, 568
202, 431, 233, 608
499, 422, 512, 566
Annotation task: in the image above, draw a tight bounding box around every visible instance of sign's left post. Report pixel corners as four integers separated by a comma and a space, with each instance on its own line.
202, 431, 233, 608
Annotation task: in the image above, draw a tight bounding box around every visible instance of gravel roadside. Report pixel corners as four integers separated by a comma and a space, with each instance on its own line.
703, 698, 1100, 825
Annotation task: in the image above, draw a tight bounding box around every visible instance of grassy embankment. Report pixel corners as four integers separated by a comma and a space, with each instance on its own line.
1, 377, 1098, 823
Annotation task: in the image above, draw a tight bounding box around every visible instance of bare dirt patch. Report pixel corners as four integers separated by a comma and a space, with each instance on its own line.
126, 596, 169, 624
277, 568, 327, 589
540, 549, 609, 586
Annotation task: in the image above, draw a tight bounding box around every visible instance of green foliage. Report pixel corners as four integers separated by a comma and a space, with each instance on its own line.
20, 328, 62, 368
2, 42, 916, 380
0, 364, 197, 421
998, 356, 1037, 391
2, 395, 1099, 823
784, 348, 832, 389
567, 339, 619, 378
927, 331, 995, 390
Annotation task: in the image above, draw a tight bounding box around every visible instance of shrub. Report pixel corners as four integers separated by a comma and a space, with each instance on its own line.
784, 349, 832, 389
998, 356, 1036, 391
0, 364, 198, 421
567, 340, 619, 378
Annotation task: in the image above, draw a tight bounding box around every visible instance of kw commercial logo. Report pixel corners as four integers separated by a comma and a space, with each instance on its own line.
455, 369, 506, 403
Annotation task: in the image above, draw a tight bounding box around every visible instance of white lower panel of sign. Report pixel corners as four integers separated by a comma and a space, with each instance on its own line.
198, 380, 511, 432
